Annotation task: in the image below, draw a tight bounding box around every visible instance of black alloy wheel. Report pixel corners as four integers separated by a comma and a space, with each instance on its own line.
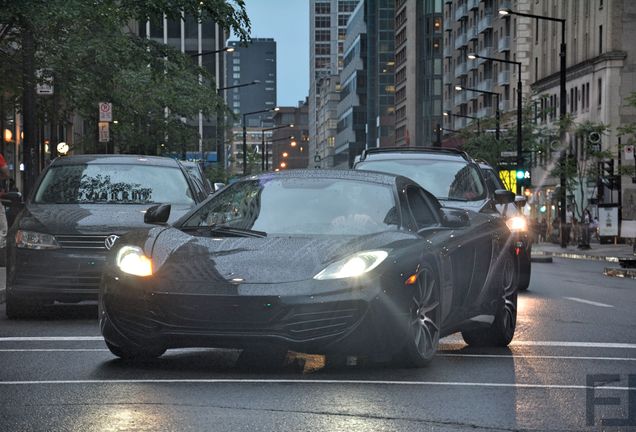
462, 251, 517, 347
402, 266, 441, 367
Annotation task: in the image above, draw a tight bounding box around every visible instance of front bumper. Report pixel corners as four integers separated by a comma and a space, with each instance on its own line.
99, 270, 411, 356
8, 248, 106, 302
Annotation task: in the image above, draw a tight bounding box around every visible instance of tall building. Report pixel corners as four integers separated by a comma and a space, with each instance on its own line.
525, 0, 636, 238
395, 0, 443, 147
225, 38, 277, 173
140, 15, 227, 158
333, 1, 366, 168
442, 0, 525, 139
309, 0, 360, 160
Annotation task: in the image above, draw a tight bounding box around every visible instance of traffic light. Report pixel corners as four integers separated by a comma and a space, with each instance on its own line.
599, 160, 618, 189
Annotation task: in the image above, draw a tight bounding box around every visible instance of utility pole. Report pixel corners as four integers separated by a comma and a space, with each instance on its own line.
21, 23, 37, 198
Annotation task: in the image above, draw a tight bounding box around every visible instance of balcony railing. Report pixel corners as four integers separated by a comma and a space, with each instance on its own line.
477, 78, 493, 92
455, 3, 468, 21
467, 0, 479, 10
454, 33, 467, 50
478, 45, 494, 60
454, 91, 468, 105
467, 25, 478, 41
497, 70, 510, 86
477, 106, 494, 118
444, 44, 453, 58
499, 99, 511, 112
477, 15, 492, 33
498, 36, 511, 52
454, 61, 467, 78
453, 117, 467, 129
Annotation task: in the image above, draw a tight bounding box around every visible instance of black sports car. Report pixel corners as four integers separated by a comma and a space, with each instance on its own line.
100, 169, 517, 367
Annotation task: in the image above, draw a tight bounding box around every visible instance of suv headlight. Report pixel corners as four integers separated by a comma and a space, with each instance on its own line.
15, 230, 60, 250
506, 216, 528, 231
116, 245, 153, 277
314, 250, 388, 280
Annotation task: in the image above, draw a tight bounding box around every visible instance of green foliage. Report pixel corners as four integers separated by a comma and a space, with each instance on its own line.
0, 0, 250, 154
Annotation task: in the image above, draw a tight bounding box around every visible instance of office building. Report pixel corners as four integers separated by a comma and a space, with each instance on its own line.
271, 101, 310, 171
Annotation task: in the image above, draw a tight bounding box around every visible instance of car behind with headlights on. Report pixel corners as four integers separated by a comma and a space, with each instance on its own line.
100, 169, 517, 367
6, 154, 207, 318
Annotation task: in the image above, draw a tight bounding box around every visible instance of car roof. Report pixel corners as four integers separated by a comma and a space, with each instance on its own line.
243, 168, 405, 187
51, 154, 180, 168
357, 146, 471, 163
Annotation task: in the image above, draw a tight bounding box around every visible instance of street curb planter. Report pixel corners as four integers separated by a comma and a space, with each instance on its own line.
603, 267, 636, 280
531, 254, 553, 263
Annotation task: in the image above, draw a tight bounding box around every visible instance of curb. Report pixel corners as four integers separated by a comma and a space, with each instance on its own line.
604, 267, 636, 279
531, 254, 553, 263
534, 251, 621, 263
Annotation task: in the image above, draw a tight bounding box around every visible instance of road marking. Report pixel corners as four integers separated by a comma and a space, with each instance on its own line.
0, 349, 107, 352
0, 378, 633, 391
438, 353, 636, 361
509, 341, 636, 349
0, 336, 103, 342
563, 297, 614, 308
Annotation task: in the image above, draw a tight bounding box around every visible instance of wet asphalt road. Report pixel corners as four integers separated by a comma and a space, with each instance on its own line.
0, 258, 635, 431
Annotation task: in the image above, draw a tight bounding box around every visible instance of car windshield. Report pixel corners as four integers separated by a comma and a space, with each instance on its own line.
182, 177, 399, 236
356, 159, 487, 201
34, 163, 195, 205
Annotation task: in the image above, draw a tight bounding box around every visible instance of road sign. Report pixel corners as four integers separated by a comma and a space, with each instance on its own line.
98, 122, 110, 142
500, 151, 518, 158
99, 102, 113, 122
36, 69, 54, 95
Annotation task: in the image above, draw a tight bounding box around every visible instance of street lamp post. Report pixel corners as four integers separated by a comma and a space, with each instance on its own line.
188, 46, 235, 58
499, 6, 568, 247
217, 81, 261, 168
468, 52, 523, 194
261, 124, 293, 171
242, 107, 279, 175
443, 110, 481, 134
455, 85, 500, 140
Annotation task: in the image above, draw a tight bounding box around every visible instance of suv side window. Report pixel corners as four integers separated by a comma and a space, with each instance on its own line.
406, 186, 439, 229
482, 169, 503, 195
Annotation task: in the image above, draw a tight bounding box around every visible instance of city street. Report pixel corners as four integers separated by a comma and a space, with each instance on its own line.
1, 258, 634, 431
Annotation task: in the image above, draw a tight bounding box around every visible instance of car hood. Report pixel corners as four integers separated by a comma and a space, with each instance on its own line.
17, 203, 192, 235
151, 228, 419, 284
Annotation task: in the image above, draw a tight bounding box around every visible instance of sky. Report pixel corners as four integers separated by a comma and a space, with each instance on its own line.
237, 0, 310, 107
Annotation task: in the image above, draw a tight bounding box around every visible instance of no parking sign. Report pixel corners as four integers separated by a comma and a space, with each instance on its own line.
99, 102, 112, 122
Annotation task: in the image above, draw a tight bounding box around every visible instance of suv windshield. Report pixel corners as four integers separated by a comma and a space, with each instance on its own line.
182, 177, 399, 236
34, 163, 195, 205
356, 158, 487, 201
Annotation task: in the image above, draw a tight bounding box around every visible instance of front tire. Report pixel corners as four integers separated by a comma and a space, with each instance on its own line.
462, 252, 517, 347
399, 266, 441, 367
105, 340, 165, 361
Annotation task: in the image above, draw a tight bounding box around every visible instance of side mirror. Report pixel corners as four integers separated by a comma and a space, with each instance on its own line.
440, 208, 470, 228
144, 204, 171, 225
1, 191, 23, 204
494, 189, 515, 205
514, 195, 527, 208
213, 182, 225, 192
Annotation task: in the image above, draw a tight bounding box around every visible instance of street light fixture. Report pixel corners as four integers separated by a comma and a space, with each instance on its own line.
261, 124, 293, 171
242, 107, 280, 175
455, 85, 501, 140
443, 110, 481, 134
189, 46, 235, 57
216, 81, 262, 168
499, 6, 568, 247
468, 52, 523, 194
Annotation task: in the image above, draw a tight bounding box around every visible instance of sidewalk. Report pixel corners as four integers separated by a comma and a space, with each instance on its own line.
532, 241, 636, 280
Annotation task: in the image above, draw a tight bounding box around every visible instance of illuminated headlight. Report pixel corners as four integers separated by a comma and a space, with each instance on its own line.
116, 245, 153, 277
15, 230, 60, 250
506, 216, 528, 231
314, 250, 388, 280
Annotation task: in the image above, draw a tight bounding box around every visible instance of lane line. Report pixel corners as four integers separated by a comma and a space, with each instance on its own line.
438, 353, 636, 361
2, 337, 636, 350
563, 297, 614, 308
2, 349, 635, 362
0, 378, 634, 391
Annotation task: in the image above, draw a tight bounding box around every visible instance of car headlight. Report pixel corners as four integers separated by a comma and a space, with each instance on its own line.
506, 216, 528, 231
15, 230, 60, 250
313, 250, 388, 280
116, 245, 153, 277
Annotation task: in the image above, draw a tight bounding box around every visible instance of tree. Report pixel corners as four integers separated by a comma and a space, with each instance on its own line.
0, 0, 250, 155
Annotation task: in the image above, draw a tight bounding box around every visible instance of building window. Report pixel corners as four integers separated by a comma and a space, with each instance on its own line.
599, 25, 603, 54
598, 78, 602, 107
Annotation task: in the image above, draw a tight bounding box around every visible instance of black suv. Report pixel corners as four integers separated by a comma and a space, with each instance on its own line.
353, 147, 530, 291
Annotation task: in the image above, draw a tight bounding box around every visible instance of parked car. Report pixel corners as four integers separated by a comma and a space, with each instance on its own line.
478, 162, 532, 291
99, 169, 517, 366
181, 160, 214, 195
353, 147, 527, 290
5, 154, 208, 318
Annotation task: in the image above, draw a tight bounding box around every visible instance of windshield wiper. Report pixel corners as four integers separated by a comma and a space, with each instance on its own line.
183, 224, 267, 238
439, 197, 469, 202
